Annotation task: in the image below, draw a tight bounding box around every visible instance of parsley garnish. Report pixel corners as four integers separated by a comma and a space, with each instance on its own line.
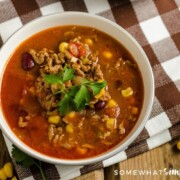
62, 66, 75, 82
74, 85, 91, 111
58, 94, 72, 116
44, 66, 107, 115
44, 74, 61, 84
44, 66, 75, 84
59, 79, 106, 114
85, 81, 106, 96
12, 145, 46, 180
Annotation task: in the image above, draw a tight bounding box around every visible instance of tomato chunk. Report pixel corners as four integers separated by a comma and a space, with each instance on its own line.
77, 44, 86, 57
69, 42, 86, 57
69, 43, 79, 57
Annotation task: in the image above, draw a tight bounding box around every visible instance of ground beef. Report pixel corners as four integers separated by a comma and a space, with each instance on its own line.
32, 38, 111, 113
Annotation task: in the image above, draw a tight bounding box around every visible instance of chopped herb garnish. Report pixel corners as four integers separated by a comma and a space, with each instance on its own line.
74, 85, 91, 111
62, 66, 75, 82
44, 74, 61, 84
86, 81, 106, 96
12, 145, 46, 180
58, 94, 72, 116
44, 66, 75, 84
68, 85, 79, 97
44, 66, 107, 115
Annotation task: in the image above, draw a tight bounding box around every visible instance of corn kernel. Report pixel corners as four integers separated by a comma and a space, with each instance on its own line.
11, 177, 17, 180
106, 118, 115, 130
67, 111, 76, 119
89, 103, 94, 109
59, 42, 69, 53
85, 38, 93, 46
3, 162, 13, 178
82, 58, 89, 64
48, 115, 61, 124
0, 168, 7, 180
95, 88, 105, 99
121, 87, 133, 98
132, 107, 138, 115
103, 51, 112, 59
65, 124, 74, 133
76, 147, 87, 155
107, 99, 117, 108
177, 141, 180, 150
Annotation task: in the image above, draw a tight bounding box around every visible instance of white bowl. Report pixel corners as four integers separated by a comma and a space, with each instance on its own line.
0, 12, 154, 165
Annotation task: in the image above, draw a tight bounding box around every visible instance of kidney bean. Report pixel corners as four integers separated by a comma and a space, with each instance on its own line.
22, 52, 34, 70
94, 100, 107, 110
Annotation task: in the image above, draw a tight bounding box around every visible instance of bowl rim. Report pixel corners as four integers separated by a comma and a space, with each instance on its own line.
0, 11, 154, 165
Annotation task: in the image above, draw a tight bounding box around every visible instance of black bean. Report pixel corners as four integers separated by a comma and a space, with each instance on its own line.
94, 100, 107, 109
22, 52, 34, 70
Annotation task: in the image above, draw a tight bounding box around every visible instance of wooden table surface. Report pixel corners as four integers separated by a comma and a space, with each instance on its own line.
0, 130, 180, 180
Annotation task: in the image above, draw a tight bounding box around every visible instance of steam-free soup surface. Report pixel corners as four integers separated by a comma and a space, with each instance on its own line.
1, 26, 143, 159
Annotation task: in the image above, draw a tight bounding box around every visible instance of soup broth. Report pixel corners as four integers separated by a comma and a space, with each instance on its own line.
1, 26, 143, 159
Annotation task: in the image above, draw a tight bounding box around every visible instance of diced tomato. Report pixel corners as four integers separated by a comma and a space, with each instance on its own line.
77, 44, 86, 57
69, 43, 79, 57
69, 42, 86, 57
